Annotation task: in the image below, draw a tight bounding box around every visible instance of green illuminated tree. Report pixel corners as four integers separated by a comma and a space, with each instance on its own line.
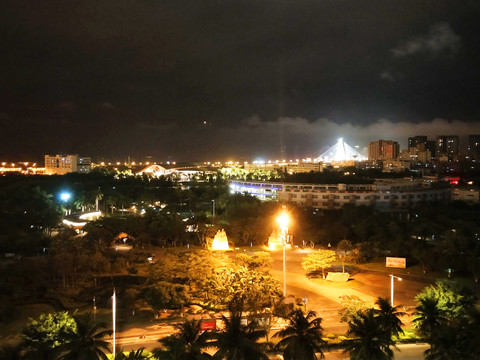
301, 250, 337, 279
414, 280, 476, 320
21, 311, 77, 360
413, 281, 479, 358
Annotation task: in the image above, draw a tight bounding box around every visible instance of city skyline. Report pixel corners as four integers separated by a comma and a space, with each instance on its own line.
1, 130, 479, 164
1, 1, 480, 161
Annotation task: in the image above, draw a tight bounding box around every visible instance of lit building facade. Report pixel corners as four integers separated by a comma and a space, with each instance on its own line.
368, 140, 399, 161
435, 136, 459, 161
398, 147, 431, 163
408, 136, 427, 150
244, 161, 323, 174
229, 178, 449, 211
229, 181, 283, 201
468, 135, 480, 160
407, 135, 434, 161
44, 154, 91, 175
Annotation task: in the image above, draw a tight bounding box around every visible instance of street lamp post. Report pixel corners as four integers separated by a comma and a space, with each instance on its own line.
59, 191, 72, 215
212, 199, 215, 218
283, 238, 287, 297
277, 209, 289, 297
112, 289, 116, 359
389, 274, 402, 307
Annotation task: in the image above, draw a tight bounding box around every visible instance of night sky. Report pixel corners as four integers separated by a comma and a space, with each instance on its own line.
1, 1, 480, 162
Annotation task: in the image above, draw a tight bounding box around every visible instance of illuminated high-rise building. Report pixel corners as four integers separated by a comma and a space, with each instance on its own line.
408, 136, 427, 150
368, 140, 399, 161
435, 135, 459, 161
468, 135, 480, 160
407, 136, 434, 161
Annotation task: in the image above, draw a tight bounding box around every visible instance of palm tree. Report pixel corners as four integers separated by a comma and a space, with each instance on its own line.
412, 297, 447, 343
211, 312, 268, 360
57, 314, 112, 360
154, 319, 211, 360
344, 308, 395, 360
374, 297, 406, 339
273, 309, 326, 360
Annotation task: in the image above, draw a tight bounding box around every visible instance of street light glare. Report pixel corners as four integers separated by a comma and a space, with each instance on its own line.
277, 213, 289, 227
60, 192, 71, 202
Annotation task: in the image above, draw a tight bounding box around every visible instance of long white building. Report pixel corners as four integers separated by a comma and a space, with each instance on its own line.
229, 178, 450, 211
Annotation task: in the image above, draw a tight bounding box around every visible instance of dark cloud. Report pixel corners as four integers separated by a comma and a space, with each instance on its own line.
1, 0, 480, 161
391, 23, 461, 58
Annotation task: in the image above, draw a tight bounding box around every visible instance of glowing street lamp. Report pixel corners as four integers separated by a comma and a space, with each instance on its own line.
59, 192, 71, 202
59, 191, 72, 215
390, 274, 402, 307
277, 208, 290, 297
277, 212, 289, 234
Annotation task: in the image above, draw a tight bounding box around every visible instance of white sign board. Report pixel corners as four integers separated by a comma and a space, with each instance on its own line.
386, 257, 406, 268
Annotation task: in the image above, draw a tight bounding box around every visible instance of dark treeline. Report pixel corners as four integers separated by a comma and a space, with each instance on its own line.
282, 167, 409, 184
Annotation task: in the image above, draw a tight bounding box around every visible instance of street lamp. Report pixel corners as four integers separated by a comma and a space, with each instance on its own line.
389, 274, 402, 307
60, 192, 71, 202
112, 289, 116, 359
277, 208, 290, 297
59, 191, 72, 215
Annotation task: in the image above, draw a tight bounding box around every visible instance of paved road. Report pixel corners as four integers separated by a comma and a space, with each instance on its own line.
322, 343, 429, 360
114, 246, 430, 355
111, 330, 429, 360
265, 247, 429, 332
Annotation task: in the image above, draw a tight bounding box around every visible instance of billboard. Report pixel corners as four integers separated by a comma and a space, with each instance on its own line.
386, 257, 406, 268
200, 320, 216, 331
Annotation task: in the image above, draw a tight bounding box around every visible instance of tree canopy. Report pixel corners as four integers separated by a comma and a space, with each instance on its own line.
301, 250, 337, 278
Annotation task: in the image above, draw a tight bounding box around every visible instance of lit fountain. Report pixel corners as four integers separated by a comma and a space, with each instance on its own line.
211, 229, 230, 251
268, 229, 291, 250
